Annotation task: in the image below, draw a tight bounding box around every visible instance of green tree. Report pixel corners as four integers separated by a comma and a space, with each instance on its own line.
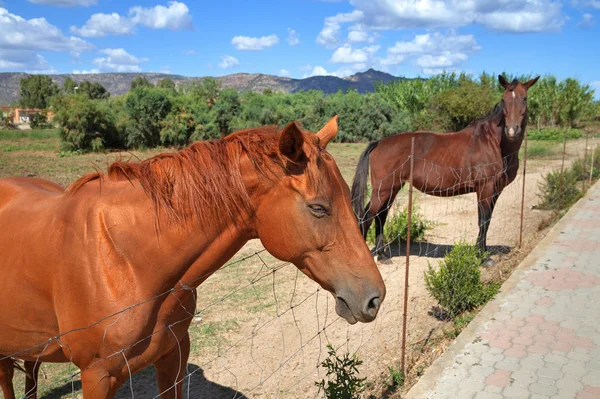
52, 94, 120, 152
157, 78, 176, 90
188, 78, 221, 107
124, 88, 171, 147
19, 75, 59, 109
429, 79, 498, 131
213, 88, 240, 136
130, 76, 154, 90
78, 81, 110, 100
62, 77, 78, 95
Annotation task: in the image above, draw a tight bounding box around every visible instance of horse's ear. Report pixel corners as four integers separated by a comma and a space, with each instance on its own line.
316, 115, 338, 149
523, 76, 540, 89
498, 75, 509, 89
279, 122, 305, 162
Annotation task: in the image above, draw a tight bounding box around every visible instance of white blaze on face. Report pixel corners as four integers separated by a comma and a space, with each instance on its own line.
508, 127, 515, 137
512, 91, 516, 99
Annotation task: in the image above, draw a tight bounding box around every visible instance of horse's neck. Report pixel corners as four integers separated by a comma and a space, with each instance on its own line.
92, 179, 256, 294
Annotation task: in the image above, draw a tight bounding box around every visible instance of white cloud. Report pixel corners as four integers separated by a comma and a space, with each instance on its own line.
219, 55, 239, 69
380, 31, 479, 72
183, 50, 197, 55
130, 1, 192, 30
299, 64, 313, 71
28, 0, 97, 6
280, 69, 290, 76
287, 28, 300, 46
330, 44, 380, 64
232, 34, 279, 50
302, 64, 364, 78
70, 1, 192, 38
73, 69, 99, 74
577, 13, 595, 28
303, 66, 335, 78
70, 13, 134, 37
0, 7, 93, 71
92, 48, 148, 72
316, 10, 363, 49
318, 0, 564, 35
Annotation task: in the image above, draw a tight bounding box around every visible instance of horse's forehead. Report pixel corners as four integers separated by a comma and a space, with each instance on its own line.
504, 84, 526, 100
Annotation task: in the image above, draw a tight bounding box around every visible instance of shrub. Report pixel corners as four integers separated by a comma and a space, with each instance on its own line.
386, 363, 404, 391
315, 345, 366, 399
367, 206, 432, 245
537, 167, 583, 210
528, 128, 584, 141
425, 242, 499, 319
124, 88, 172, 148
30, 112, 51, 129
160, 107, 196, 147
52, 94, 118, 152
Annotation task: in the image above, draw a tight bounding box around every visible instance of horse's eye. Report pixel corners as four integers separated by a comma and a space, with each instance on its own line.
524, 97, 527, 101
308, 204, 329, 217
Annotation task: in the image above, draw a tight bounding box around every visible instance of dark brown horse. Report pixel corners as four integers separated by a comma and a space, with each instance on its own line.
351, 76, 539, 261
0, 117, 385, 399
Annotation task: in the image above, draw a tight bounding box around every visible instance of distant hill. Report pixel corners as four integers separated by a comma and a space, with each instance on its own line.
0, 68, 403, 105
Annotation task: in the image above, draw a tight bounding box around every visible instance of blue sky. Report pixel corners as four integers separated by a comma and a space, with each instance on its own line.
1, 0, 599, 95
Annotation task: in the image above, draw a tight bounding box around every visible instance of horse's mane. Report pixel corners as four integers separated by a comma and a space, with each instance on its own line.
467, 100, 504, 130
67, 126, 321, 228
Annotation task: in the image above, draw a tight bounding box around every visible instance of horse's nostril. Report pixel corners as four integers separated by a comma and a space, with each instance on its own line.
366, 296, 380, 316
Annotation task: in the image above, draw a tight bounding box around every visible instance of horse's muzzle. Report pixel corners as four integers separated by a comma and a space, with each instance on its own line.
505, 125, 521, 141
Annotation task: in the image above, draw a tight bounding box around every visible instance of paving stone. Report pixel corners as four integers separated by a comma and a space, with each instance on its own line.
409, 185, 600, 399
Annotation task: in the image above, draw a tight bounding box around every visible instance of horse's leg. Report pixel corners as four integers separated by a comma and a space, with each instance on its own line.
372, 183, 402, 261
0, 358, 16, 399
80, 368, 122, 399
154, 333, 190, 399
374, 207, 392, 260
24, 361, 41, 399
476, 185, 499, 266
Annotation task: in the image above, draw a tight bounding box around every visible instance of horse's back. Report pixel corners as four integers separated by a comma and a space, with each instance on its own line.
0, 176, 64, 207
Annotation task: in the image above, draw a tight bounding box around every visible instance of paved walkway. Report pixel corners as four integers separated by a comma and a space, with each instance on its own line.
407, 183, 600, 399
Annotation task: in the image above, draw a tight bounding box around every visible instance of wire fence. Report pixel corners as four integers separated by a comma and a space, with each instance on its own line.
3, 129, 600, 399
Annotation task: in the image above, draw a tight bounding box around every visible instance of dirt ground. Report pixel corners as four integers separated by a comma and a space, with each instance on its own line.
1, 132, 599, 399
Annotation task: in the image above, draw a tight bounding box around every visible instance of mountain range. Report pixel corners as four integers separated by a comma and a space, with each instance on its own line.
0, 69, 403, 105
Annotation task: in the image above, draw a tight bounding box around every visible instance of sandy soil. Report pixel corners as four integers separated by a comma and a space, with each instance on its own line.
8, 137, 599, 399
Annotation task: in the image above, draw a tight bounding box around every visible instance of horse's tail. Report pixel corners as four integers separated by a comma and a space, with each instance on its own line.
351, 140, 379, 219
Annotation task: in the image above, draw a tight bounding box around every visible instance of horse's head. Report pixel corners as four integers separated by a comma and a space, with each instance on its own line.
498, 75, 539, 142
253, 117, 385, 324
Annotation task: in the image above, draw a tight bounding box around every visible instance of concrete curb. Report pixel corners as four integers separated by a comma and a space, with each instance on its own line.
404, 181, 599, 399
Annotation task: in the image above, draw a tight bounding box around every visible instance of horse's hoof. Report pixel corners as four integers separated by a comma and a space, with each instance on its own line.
378, 256, 393, 265
482, 258, 496, 268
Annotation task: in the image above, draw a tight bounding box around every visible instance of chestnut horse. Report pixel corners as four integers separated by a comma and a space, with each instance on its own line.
0, 117, 386, 399
351, 76, 539, 261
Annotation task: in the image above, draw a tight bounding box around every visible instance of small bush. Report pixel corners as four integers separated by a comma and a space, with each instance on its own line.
386, 363, 404, 391
537, 167, 583, 210
528, 128, 584, 141
53, 94, 119, 152
367, 206, 432, 245
425, 242, 499, 319
30, 112, 52, 129
315, 345, 366, 399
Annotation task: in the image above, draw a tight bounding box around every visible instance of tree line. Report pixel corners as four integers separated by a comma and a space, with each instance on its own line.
13, 72, 599, 152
